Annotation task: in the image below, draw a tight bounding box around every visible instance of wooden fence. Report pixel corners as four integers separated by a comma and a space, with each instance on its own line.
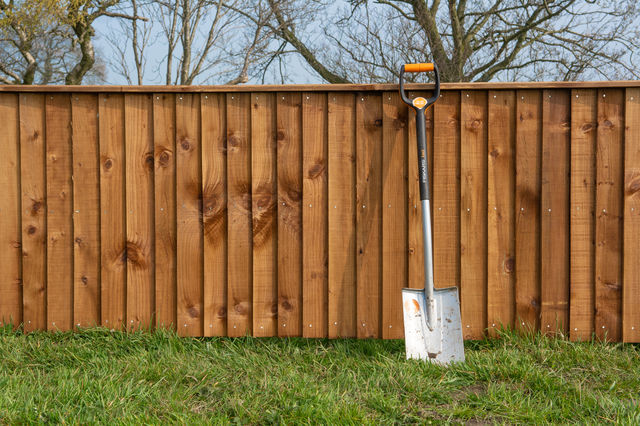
0, 82, 638, 342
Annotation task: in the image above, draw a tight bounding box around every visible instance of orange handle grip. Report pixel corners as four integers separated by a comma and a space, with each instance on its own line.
404, 63, 435, 73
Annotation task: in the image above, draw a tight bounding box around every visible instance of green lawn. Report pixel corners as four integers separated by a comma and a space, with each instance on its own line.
0, 325, 638, 424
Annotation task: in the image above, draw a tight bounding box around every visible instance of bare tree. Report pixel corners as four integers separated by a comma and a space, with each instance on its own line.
106, 0, 154, 84
1, 0, 146, 84
261, 0, 640, 83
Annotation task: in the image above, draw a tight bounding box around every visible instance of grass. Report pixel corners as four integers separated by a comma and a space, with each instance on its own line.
0, 325, 638, 424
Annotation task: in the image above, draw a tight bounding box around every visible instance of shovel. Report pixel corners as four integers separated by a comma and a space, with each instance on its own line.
399, 63, 465, 364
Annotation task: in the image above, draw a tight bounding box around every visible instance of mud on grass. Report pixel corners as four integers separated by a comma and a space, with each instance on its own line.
0, 325, 638, 423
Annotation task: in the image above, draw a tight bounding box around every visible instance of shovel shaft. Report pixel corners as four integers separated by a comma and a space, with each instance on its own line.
422, 199, 436, 329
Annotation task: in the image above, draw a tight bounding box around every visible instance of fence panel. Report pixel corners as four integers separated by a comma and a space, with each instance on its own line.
0, 82, 639, 341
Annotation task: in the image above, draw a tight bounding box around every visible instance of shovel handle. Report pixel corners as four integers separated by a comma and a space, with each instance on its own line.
399, 63, 440, 110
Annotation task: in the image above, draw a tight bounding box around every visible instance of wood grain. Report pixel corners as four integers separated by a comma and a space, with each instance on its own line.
431, 91, 460, 291
569, 89, 597, 340
153, 93, 177, 329
46, 94, 73, 331
302, 92, 328, 337
515, 90, 542, 332
460, 91, 488, 340
20, 93, 47, 332
72, 94, 100, 328
487, 91, 515, 334
356, 93, 382, 339
0, 94, 22, 328
176, 93, 203, 336
201, 93, 227, 336
227, 93, 252, 337
124, 94, 155, 330
99, 93, 126, 330
623, 88, 640, 342
382, 92, 407, 339
540, 89, 570, 335
595, 88, 624, 341
251, 93, 277, 337
277, 92, 303, 337
328, 93, 356, 338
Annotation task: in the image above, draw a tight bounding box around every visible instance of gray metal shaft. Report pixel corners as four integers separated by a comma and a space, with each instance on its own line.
422, 199, 436, 330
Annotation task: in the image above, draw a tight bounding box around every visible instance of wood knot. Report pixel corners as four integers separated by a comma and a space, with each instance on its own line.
31, 201, 42, 214
307, 162, 325, 179
281, 300, 292, 311
601, 120, 613, 129
74, 237, 82, 244
467, 119, 481, 131
27, 225, 37, 235
234, 303, 246, 314
374, 119, 383, 127
393, 118, 406, 129
603, 280, 622, 291
626, 174, 640, 195
180, 139, 191, 151
31, 130, 39, 140
217, 307, 227, 318
489, 148, 500, 158
145, 152, 154, 170
158, 150, 171, 167
271, 303, 278, 314
188, 306, 199, 318
581, 123, 594, 133
287, 188, 301, 202
103, 158, 113, 170
530, 298, 540, 309
11, 240, 21, 249
227, 135, 239, 148
81, 276, 88, 285
276, 130, 285, 141
408, 247, 415, 255
504, 257, 515, 273
125, 240, 147, 269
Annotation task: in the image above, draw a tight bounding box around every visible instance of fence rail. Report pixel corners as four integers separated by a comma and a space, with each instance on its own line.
0, 82, 638, 341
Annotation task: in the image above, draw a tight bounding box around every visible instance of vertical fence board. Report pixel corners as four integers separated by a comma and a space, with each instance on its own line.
570, 89, 597, 340
176, 94, 203, 336
515, 90, 541, 331
153, 93, 176, 329
382, 92, 407, 339
302, 92, 328, 337
541, 89, 570, 334
432, 91, 460, 291
202, 93, 227, 336
125, 94, 155, 330
356, 93, 382, 339
72, 94, 100, 328
227, 93, 252, 337
595, 88, 624, 341
100, 93, 126, 330
328, 93, 356, 338
20, 93, 47, 332
252, 93, 277, 337
460, 91, 487, 339
487, 91, 515, 334
623, 88, 640, 342
0, 94, 22, 327
46, 94, 73, 331
277, 92, 303, 336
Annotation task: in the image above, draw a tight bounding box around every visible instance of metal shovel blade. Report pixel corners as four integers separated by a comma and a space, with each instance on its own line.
402, 287, 465, 364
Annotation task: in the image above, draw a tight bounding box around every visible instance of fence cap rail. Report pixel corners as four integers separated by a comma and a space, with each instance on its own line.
0, 80, 638, 93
